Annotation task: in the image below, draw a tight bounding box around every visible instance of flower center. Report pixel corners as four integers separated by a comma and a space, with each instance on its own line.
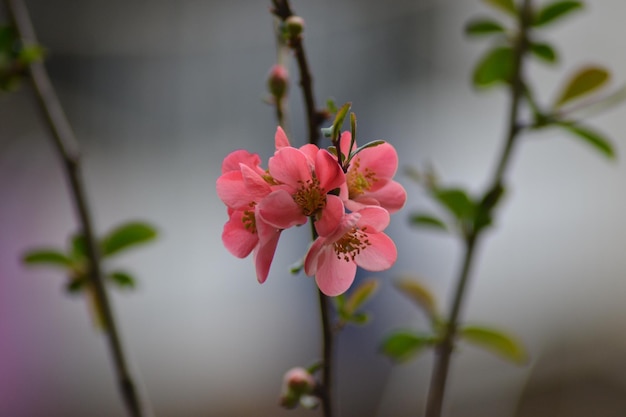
242, 203, 257, 234
348, 159, 378, 199
333, 227, 371, 262
294, 177, 326, 216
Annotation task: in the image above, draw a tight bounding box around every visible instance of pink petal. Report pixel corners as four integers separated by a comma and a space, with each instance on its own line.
351, 142, 398, 180
222, 149, 262, 174
254, 220, 281, 283
269, 147, 312, 187
304, 237, 326, 276
240, 164, 272, 201
315, 254, 358, 296
338, 131, 355, 160
216, 171, 253, 209
299, 144, 319, 168
356, 206, 390, 233
315, 194, 344, 237
222, 211, 258, 258
364, 180, 407, 214
257, 189, 307, 229
275, 126, 291, 149
316, 149, 345, 192
354, 232, 397, 271
326, 211, 361, 242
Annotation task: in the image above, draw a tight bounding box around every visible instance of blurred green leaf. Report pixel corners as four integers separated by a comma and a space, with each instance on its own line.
460, 325, 528, 364
558, 123, 615, 159
381, 331, 436, 363
0, 26, 15, 51
345, 279, 379, 315
23, 249, 72, 268
71, 234, 87, 259
533, 1, 583, 27
482, 0, 517, 16
473, 46, 514, 87
474, 184, 506, 232
433, 188, 476, 222
409, 213, 448, 232
465, 19, 506, 36
108, 271, 136, 289
554, 66, 610, 108
100, 221, 157, 257
395, 278, 439, 321
529, 42, 558, 64
331, 102, 351, 143
18, 44, 44, 65
66, 277, 87, 293
289, 258, 304, 274
326, 98, 338, 114
347, 312, 370, 325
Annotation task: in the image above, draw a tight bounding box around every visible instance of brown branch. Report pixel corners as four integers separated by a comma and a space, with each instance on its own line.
4, 1, 145, 416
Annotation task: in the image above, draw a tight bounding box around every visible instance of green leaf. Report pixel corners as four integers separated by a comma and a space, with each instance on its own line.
66, 277, 87, 293
529, 42, 558, 64
18, 44, 45, 65
347, 312, 370, 325
71, 234, 87, 259
108, 271, 136, 289
331, 102, 351, 143
460, 325, 528, 364
409, 213, 448, 231
533, 1, 583, 27
474, 184, 506, 232
100, 221, 157, 257
554, 66, 610, 108
23, 249, 73, 268
394, 278, 439, 321
345, 279, 379, 315
465, 19, 506, 36
326, 98, 338, 114
289, 258, 304, 274
433, 188, 475, 222
380, 331, 436, 363
482, 0, 517, 16
473, 46, 514, 87
558, 123, 615, 159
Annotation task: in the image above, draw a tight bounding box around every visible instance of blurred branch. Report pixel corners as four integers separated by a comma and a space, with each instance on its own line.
3, 1, 145, 416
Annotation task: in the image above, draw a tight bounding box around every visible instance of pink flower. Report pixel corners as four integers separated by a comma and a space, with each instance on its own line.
258, 144, 346, 236
339, 132, 407, 214
216, 151, 281, 283
304, 206, 397, 296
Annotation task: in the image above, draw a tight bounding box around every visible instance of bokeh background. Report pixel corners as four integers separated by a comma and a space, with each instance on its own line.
2, 0, 626, 416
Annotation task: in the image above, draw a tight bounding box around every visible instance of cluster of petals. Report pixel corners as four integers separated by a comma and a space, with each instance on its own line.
216, 126, 406, 296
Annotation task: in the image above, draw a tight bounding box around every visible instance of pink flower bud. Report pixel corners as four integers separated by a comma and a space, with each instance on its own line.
267, 64, 289, 100
285, 16, 305, 39
279, 367, 316, 409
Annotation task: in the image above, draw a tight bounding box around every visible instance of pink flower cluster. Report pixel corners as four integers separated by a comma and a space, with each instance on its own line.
216, 127, 406, 296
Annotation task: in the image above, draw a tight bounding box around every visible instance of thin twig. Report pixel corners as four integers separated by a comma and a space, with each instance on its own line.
4, 1, 144, 416
270, 2, 334, 416
423, 1, 532, 416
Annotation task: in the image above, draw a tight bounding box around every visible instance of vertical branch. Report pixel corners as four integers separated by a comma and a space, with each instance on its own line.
423, 1, 532, 416
4, 1, 144, 416
271, 2, 333, 416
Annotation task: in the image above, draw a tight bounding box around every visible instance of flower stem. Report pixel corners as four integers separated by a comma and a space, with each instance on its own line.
423, 1, 532, 416
5, 1, 145, 416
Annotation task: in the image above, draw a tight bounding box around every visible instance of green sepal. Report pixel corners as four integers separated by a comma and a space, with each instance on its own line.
460, 324, 528, 365
465, 19, 506, 36
380, 331, 437, 363
23, 249, 73, 268
533, 1, 583, 27
100, 221, 158, 257
473, 46, 515, 88
554, 66, 610, 108
557, 122, 615, 159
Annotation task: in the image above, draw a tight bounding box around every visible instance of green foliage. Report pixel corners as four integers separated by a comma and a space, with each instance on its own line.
381, 331, 436, 363
473, 46, 514, 87
0, 25, 45, 92
533, 1, 583, 27
460, 325, 528, 364
335, 279, 379, 328
100, 221, 158, 257
394, 278, 439, 324
554, 66, 610, 108
433, 188, 475, 222
108, 271, 136, 289
465, 19, 506, 36
409, 213, 448, 232
529, 42, 558, 64
557, 123, 615, 159
482, 0, 517, 16
23, 250, 73, 268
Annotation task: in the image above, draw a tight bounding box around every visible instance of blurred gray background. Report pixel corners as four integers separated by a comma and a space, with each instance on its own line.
2, 0, 626, 416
